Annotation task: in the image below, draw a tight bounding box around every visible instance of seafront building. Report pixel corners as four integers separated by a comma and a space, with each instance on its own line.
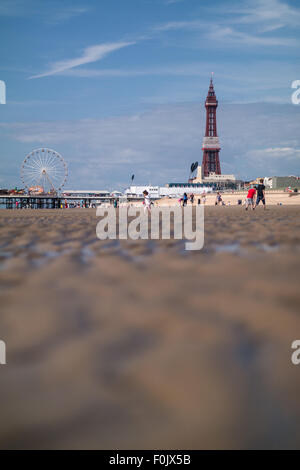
191, 165, 236, 186
62, 190, 110, 197
263, 176, 300, 190
125, 185, 213, 199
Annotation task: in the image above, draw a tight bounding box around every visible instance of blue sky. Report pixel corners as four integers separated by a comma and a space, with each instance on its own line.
0, 0, 300, 190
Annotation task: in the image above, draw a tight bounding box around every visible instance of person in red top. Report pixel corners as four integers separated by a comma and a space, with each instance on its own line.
245, 187, 256, 210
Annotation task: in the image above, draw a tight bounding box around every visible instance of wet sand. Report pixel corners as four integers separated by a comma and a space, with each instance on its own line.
0, 207, 300, 449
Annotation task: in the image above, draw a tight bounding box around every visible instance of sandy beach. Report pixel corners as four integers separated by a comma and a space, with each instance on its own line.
0, 206, 300, 449
156, 190, 300, 207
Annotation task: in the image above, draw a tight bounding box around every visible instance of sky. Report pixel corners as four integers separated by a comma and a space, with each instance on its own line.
0, 0, 299, 190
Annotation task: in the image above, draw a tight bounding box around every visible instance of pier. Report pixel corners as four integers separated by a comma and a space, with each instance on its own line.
0, 194, 143, 209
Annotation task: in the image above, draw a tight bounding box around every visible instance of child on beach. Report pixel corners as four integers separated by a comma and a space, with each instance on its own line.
245, 187, 256, 210
143, 190, 151, 214
215, 192, 222, 205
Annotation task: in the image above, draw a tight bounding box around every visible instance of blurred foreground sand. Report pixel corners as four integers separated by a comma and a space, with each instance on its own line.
0, 206, 300, 449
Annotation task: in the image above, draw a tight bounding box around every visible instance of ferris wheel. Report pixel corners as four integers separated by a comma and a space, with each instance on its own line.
21, 148, 68, 194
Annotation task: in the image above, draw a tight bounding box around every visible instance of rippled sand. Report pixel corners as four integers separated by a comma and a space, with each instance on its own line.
0, 207, 300, 449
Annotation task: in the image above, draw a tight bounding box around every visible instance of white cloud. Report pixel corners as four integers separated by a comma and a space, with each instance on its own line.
29, 42, 135, 79
232, 0, 300, 32
208, 25, 297, 47
154, 20, 296, 47
0, 0, 27, 16
243, 146, 300, 176
165, 0, 186, 4
251, 147, 300, 158
154, 0, 299, 47
47, 7, 89, 24
62, 63, 209, 78
153, 20, 204, 32
0, 0, 89, 22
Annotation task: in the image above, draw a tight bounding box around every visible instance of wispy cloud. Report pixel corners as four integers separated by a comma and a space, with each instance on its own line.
208, 25, 297, 47
155, 21, 296, 47
153, 20, 204, 32
231, 0, 300, 32
46, 7, 89, 25
246, 147, 300, 170
62, 63, 209, 78
164, 0, 186, 4
154, 0, 300, 47
0, 0, 89, 22
260, 147, 300, 157
0, 0, 27, 16
29, 42, 135, 79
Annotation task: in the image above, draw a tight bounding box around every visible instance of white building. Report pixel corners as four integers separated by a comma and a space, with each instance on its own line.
193, 166, 236, 183
203, 172, 236, 183
62, 190, 110, 197
125, 185, 212, 199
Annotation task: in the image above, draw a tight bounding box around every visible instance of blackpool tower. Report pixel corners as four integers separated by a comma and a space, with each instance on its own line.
201, 76, 221, 177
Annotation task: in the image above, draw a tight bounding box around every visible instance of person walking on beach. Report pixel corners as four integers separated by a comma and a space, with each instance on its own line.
215, 192, 222, 205
143, 190, 151, 214
190, 193, 194, 205
245, 187, 256, 210
254, 179, 266, 210
183, 192, 188, 207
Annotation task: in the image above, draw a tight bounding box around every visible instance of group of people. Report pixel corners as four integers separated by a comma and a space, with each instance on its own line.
142, 190, 207, 212
245, 179, 266, 210
215, 193, 233, 206
142, 181, 266, 212
180, 193, 207, 206
215, 180, 266, 209
181, 193, 189, 206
